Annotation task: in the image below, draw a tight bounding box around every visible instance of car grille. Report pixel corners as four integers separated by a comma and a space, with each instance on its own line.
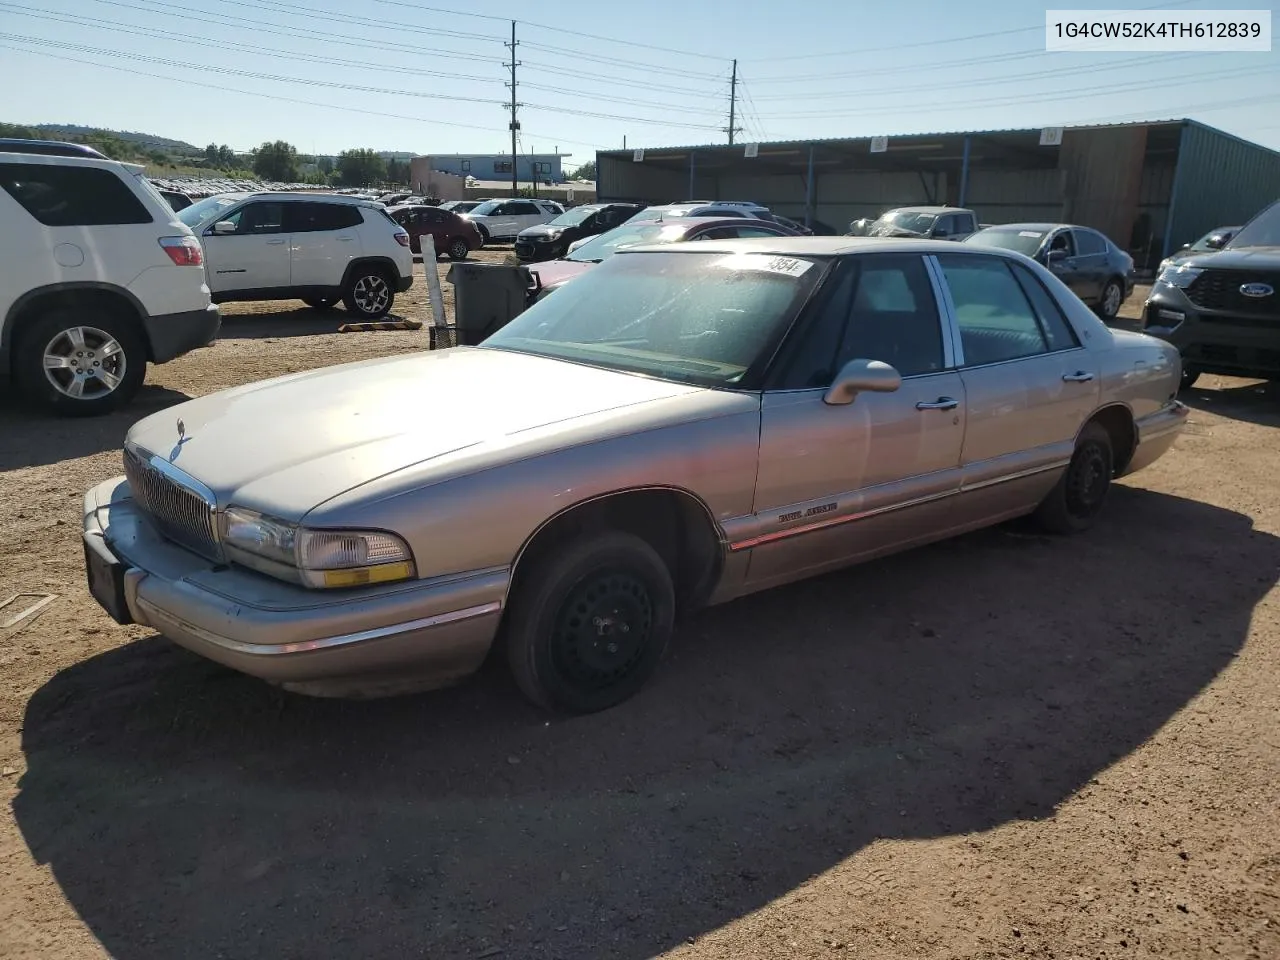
1184, 269, 1280, 316
123, 447, 221, 560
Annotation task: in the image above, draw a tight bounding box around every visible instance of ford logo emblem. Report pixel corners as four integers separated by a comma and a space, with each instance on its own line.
1239, 282, 1274, 298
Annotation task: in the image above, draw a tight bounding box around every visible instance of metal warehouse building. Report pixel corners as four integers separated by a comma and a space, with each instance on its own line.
595, 120, 1280, 271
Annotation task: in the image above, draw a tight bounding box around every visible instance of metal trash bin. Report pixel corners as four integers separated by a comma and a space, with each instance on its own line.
445, 262, 535, 346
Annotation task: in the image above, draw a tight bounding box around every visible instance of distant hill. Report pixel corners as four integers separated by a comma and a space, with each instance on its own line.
32, 123, 202, 155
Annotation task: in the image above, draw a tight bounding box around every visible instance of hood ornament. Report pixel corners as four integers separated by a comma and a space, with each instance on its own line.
177, 418, 185, 441
169, 418, 189, 462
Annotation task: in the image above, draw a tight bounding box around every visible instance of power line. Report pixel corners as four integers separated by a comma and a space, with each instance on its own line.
753, 63, 1279, 120
207, 0, 500, 43
519, 60, 726, 99
0, 41, 606, 149
518, 40, 725, 81
517, 82, 725, 118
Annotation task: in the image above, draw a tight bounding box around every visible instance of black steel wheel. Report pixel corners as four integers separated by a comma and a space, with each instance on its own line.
505, 531, 675, 714
1180, 363, 1202, 391
1033, 422, 1114, 534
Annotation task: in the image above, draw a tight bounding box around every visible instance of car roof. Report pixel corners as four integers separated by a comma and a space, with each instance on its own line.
616, 235, 1026, 258
884, 206, 967, 215
206, 191, 379, 206
977, 222, 1064, 232
0, 138, 109, 159
617, 215, 788, 230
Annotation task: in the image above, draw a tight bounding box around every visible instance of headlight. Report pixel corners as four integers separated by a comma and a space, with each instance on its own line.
223, 507, 416, 589
1156, 265, 1203, 289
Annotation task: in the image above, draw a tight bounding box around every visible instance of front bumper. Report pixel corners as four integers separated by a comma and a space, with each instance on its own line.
144, 303, 221, 363
514, 237, 564, 262
1142, 286, 1280, 378
82, 477, 506, 696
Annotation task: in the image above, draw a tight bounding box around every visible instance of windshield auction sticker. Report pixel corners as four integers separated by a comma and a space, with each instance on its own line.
713, 253, 815, 277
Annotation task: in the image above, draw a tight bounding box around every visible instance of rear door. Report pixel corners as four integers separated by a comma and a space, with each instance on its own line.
287, 201, 362, 288
202, 200, 289, 294
932, 252, 1099, 521
511, 200, 547, 232
1069, 228, 1108, 303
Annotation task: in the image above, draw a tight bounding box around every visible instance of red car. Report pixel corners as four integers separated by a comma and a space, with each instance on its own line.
527, 216, 801, 296
386, 204, 482, 260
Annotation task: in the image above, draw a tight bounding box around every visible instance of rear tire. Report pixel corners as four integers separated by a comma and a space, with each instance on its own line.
1033, 422, 1114, 534
342, 267, 394, 319
1096, 279, 1124, 321
1180, 363, 1202, 391
505, 531, 675, 714
13, 305, 147, 417
303, 297, 337, 311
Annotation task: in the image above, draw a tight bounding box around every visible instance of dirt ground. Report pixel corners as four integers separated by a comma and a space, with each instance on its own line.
1, 261, 1278, 960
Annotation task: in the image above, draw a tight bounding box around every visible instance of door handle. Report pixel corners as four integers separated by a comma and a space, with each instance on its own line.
336, 235, 354, 241
916, 397, 959, 410
1062, 371, 1095, 382
265, 238, 286, 245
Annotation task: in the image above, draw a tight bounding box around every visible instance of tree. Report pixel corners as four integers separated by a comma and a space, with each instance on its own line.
217, 144, 235, 165
0, 122, 38, 139
570, 160, 596, 180
252, 140, 299, 181
204, 143, 219, 163
336, 148, 386, 187
386, 158, 407, 184
317, 155, 334, 176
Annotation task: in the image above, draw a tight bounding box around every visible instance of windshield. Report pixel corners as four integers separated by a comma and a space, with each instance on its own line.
177, 195, 239, 229
1228, 202, 1280, 248
565, 221, 691, 262
467, 200, 502, 216
548, 206, 600, 227
481, 249, 825, 388
963, 227, 1046, 257
868, 210, 936, 237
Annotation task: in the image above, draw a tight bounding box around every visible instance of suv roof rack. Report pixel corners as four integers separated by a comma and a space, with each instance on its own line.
0, 138, 110, 159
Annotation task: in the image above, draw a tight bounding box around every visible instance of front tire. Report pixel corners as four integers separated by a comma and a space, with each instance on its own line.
475, 224, 489, 246
505, 531, 675, 714
1096, 279, 1124, 321
342, 267, 394, 319
1033, 422, 1114, 534
447, 238, 470, 261
14, 306, 146, 417
1180, 363, 1202, 391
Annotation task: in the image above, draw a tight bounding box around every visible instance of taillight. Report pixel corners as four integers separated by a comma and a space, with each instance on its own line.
159, 236, 203, 266
393, 231, 410, 247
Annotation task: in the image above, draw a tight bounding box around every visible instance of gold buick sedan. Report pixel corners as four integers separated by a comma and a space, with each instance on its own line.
82, 238, 1187, 713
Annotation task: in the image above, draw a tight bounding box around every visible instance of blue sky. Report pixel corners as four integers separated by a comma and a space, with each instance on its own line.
0, 0, 1276, 167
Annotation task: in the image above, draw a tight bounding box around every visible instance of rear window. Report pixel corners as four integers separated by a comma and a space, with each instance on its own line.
0, 162, 152, 226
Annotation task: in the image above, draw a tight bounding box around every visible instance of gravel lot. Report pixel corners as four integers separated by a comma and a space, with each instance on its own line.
1, 261, 1278, 960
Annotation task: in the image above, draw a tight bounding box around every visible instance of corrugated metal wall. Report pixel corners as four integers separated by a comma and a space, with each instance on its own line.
964, 168, 1064, 224
1058, 125, 1148, 246
597, 155, 685, 201
1166, 121, 1280, 253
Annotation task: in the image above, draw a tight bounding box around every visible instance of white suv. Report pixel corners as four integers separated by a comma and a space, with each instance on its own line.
178, 193, 414, 317
0, 139, 219, 417
460, 198, 564, 243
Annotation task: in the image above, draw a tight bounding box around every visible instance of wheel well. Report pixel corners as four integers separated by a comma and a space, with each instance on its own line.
509, 489, 724, 614
1088, 404, 1137, 475
342, 258, 398, 289
5, 287, 149, 371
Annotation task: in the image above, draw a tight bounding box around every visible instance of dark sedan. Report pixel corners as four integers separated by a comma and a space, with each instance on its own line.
514, 202, 646, 262
526, 215, 802, 295
963, 223, 1135, 320
386, 204, 482, 260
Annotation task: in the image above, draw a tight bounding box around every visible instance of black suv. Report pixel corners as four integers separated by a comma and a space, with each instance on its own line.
514, 202, 646, 262
1142, 199, 1280, 388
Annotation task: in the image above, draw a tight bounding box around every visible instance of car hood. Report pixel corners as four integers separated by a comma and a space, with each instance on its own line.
124, 348, 705, 522
517, 223, 569, 240
1174, 247, 1280, 270
527, 258, 597, 289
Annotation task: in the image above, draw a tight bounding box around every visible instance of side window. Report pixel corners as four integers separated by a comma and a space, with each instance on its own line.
732, 226, 786, 238
837, 255, 944, 376
770, 263, 858, 390
1008, 261, 1080, 351
711, 208, 745, 217
1073, 229, 1105, 257
1047, 230, 1075, 256
0, 163, 152, 226
936, 255, 1050, 366
225, 202, 284, 235
958, 213, 977, 234
692, 227, 738, 241
513, 201, 542, 215
933, 215, 957, 238
286, 202, 360, 232
420, 209, 445, 223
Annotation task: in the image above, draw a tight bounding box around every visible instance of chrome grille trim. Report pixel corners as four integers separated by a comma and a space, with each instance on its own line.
122, 446, 222, 561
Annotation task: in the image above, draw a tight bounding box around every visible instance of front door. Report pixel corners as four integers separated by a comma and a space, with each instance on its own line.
743, 253, 967, 589
201, 200, 289, 295
932, 252, 1101, 521
1043, 228, 1090, 301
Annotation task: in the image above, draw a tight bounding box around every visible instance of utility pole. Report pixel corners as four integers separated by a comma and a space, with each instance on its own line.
727, 58, 738, 145
506, 20, 520, 198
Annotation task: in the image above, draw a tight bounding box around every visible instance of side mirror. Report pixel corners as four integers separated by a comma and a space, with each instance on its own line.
1046, 248, 1069, 263
1179, 242, 1192, 251
823, 359, 902, 406
1205, 235, 1226, 250
211, 220, 236, 235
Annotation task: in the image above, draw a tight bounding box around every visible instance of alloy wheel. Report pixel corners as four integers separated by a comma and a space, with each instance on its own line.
352, 275, 390, 315
41, 325, 127, 400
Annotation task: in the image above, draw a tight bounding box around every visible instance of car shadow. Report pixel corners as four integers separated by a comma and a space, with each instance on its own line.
1181, 378, 1279, 428
214, 307, 375, 340
0, 384, 192, 471
15, 488, 1276, 959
